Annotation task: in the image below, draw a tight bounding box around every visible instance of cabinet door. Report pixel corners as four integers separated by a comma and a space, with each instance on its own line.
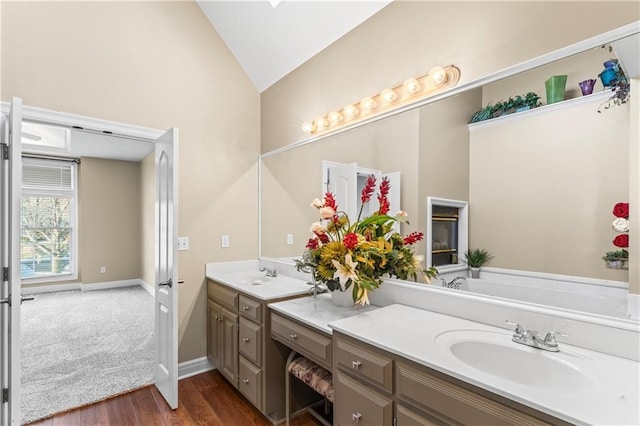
207, 300, 221, 369
334, 371, 392, 426
219, 306, 239, 386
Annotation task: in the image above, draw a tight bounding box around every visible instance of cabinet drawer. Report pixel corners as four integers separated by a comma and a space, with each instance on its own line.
335, 337, 393, 393
396, 403, 450, 426
271, 313, 332, 369
208, 281, 238, 310
239, 355, 263, 410
239, 317, 262, 367
239, 295, 262, 323
334, 371, 392, 426
396, 362, 547, 426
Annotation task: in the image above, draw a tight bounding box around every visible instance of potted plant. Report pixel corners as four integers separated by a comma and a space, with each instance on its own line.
598, 58, 630, 113
601, 249, 628, 269
464, 248, 494, 278
469, 92, 541, 123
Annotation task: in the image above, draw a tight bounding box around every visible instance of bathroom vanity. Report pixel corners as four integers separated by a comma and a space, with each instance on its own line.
206, 264, 314, 423
207, 262, 639, 425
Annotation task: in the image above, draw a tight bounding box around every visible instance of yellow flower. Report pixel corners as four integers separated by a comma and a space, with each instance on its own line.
331, 253, 358, 291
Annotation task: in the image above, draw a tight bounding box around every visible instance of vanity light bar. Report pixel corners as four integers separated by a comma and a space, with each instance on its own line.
302, 65, 461, 135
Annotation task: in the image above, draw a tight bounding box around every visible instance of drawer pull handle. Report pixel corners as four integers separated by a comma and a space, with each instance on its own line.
290, 334, 298, 340
243, 306, 250, 311
242, 379, 249, 384
216, 316, 222, 322
242, 337, 250, 342
352, 412, 362, 422
352, 360, 362, 369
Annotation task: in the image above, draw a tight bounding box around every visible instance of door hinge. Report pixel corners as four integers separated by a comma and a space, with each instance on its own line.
2, 267, 8, 282
2, 388, 8, 403
393, 417, 397, 426
1, 143, 8, 160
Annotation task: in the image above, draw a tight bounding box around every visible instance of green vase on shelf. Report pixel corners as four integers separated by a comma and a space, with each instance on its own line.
545, 75, 567, 104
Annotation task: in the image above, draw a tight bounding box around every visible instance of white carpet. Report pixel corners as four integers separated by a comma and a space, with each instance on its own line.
20, 286, 154, 424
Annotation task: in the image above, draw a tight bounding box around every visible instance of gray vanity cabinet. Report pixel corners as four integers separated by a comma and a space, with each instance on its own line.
333, 332, 569, 426
206, 279, 308, 424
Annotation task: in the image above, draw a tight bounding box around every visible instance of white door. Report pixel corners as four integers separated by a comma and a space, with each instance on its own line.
1, 97, 23, 425
154, 128, 178, 409
324, 161, 357, 220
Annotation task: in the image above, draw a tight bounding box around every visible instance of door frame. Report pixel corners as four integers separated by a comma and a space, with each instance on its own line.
0, 101, 180, 417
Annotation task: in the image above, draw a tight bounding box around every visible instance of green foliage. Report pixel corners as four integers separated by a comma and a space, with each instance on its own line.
464, 248, 494, 268
601, 249, 628, 262
469, 92, 541, 123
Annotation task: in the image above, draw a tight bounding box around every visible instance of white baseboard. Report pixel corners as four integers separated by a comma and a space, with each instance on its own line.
81, 279, 141, 291
22, 282, 81, 294
139, 280, 155, 297
22, 279, 149, 294
178, 356, 215, 380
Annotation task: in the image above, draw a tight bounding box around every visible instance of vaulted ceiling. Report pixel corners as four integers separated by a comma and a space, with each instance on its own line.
196, 0, 391, 92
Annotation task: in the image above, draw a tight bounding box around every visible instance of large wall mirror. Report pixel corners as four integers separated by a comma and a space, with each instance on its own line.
260, 25, 639, 322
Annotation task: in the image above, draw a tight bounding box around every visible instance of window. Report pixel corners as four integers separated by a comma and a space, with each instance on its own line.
21, 159, 78, 281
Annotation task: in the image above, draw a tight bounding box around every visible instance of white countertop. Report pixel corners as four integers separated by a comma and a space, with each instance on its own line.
328, 304, 640, 426
268, 293, 379, 334
206, 264, 312, 301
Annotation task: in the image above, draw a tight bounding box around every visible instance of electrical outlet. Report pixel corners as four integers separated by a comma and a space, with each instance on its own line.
221, 234, 230, 248
287, 234, 294, 245
100, 266, 106, 274
177, 237, 189, 251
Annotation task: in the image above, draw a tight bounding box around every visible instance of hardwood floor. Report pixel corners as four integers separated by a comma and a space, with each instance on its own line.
27, 370, 323, 426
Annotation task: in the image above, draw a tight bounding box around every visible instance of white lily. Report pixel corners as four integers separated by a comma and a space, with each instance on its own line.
331, 253, 358, 291
356, 287, 370, 306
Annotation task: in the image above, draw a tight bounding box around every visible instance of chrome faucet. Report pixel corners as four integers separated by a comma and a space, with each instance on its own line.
440, 276, 466, 290
307, 281, 327, 298
259, 266, 277, 277
505, 320, 568, 352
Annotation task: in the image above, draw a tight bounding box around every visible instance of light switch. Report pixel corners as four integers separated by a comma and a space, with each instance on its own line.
221, 234, 230, 248
287, 234, 294, 245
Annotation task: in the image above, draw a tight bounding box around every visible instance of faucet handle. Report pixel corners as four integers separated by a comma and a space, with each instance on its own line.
543, 331, 569, 347
504, 320, 525, 336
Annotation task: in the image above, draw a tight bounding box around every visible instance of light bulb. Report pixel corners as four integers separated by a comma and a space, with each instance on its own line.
328, 110, 343, 125
314, 116, 329, 131
403, 78, 421, 94
302, 121, 315, 134
343, 104, 359, 118
429, 66, 447, 84
360, 97, 377, 111
380, 88, 397, 103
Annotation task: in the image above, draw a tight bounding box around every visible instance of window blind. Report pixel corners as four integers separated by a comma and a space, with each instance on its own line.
22, 161, 74, 191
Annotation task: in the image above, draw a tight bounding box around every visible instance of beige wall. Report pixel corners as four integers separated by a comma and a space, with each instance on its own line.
1, 1, 260, 362
140, 152, 156, 287
469, 100, 629, 280
261, 1, 639, 153
79, 158, 141, 284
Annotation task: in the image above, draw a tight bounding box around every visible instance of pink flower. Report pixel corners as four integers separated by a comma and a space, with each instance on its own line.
320, 206, 335, 219
377, 177, 390, 215
310, 222, 326, 235
306, 238, 319, 250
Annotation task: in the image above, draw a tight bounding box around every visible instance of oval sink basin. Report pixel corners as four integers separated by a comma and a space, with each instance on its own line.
435, 329, 628, 396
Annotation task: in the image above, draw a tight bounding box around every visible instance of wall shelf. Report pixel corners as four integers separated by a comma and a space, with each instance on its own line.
467, 90, 613, 131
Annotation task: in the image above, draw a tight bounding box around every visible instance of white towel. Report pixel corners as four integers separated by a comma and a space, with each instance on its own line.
612, 217, 629, 233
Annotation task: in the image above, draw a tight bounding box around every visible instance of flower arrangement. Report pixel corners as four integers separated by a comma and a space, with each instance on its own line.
295, 175, 437, 305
